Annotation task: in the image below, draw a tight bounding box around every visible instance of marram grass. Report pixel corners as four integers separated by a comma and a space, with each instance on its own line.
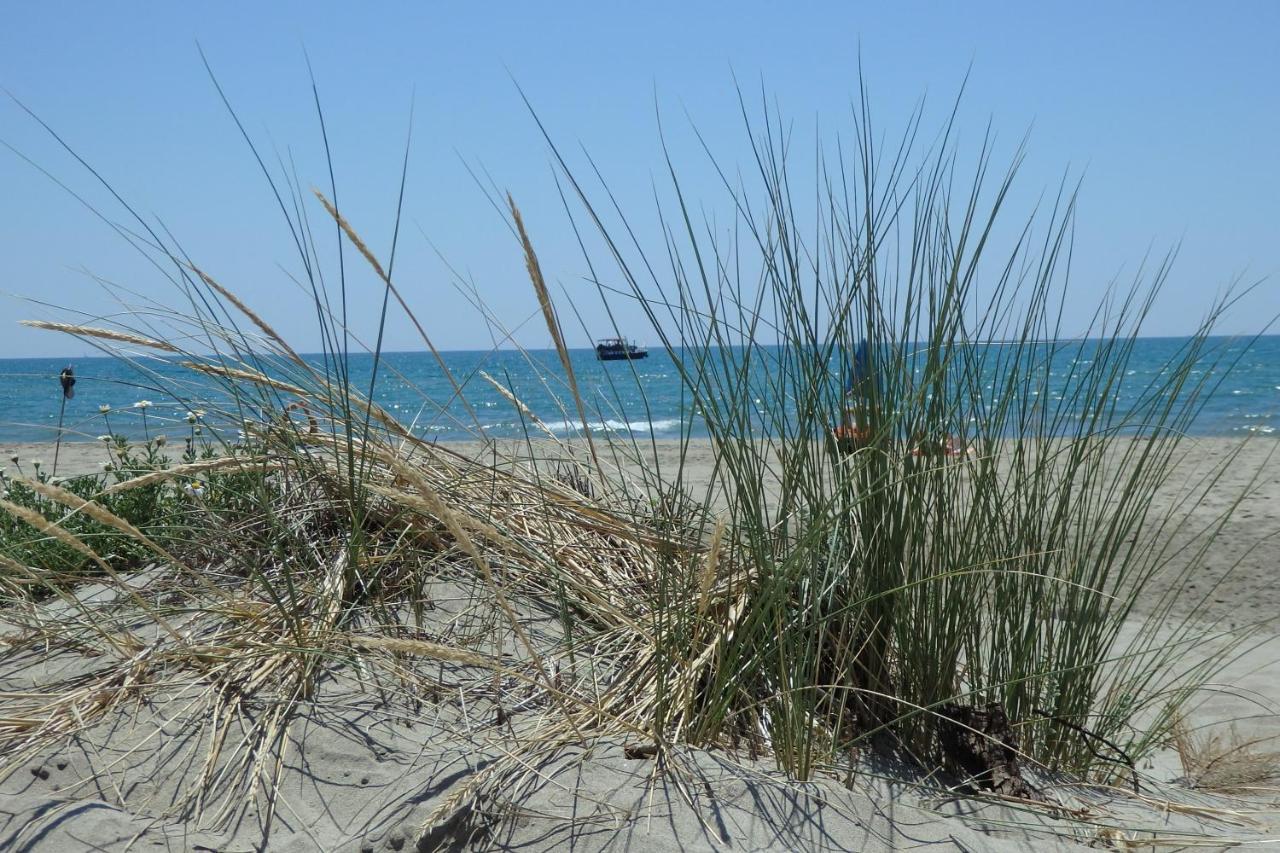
532, 83, 1267, 779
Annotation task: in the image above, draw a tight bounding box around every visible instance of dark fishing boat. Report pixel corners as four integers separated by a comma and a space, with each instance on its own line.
595, 338, 648, 361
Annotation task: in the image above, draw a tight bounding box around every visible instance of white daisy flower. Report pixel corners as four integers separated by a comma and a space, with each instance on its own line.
135, 400, 153, 409
99, 404, 112, 414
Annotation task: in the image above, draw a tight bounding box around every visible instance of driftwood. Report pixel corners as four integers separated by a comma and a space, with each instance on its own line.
938, 702, 1041, 800
623, 743, 659, 760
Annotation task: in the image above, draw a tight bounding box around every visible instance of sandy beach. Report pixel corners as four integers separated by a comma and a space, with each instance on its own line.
9, 433, 1278, 628
2, 434, 1279, 851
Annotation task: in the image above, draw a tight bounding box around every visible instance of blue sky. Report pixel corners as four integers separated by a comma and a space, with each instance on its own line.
1, 1, 1277, 358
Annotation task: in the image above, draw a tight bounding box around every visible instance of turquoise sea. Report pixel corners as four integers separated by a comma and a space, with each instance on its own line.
0, 337, 1277, 444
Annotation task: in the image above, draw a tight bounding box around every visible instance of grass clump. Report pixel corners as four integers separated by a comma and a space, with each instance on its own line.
538, 82, 1267, 783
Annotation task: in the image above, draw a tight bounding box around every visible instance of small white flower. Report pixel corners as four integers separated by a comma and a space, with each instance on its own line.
99, 404, 112, 414
135, 400, 153, 409
185, 411, 197, 424
154, 435, 167, 447
194, 426, 203, 435
97, 435, 112, 443
31, 459, 43, 468
183, 480, 206, 498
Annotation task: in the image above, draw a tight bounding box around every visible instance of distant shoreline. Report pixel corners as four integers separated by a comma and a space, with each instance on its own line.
5, 432, 1279, 481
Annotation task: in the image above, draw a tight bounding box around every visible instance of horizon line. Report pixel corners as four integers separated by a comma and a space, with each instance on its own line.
2, 330, 1278, 363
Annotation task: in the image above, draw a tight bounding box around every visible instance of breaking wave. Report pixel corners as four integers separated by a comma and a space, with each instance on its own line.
540, 417, 684, 435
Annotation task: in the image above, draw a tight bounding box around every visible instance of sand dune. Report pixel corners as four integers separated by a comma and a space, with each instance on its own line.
2, 436, 1278, 850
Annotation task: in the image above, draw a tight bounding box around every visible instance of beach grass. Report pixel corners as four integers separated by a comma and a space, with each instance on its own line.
0, 77, 1273, 848
528, 83, 1268, 785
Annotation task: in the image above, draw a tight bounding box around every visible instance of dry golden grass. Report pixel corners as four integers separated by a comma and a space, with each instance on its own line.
1, 389, 710, 831
0, 498, 110, 572
101, 455, 279, 494
479, 369, 565, 444
19, 320, 182, 353
1173, 718, 1280, 793
189, 264, 304, 364
5, 290, 949, 833
312, 188, 480, 428
508, 195, 602, 476
180, 361, 310, 396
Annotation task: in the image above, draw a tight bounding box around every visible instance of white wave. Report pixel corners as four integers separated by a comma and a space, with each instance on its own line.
541, 417, 683, 434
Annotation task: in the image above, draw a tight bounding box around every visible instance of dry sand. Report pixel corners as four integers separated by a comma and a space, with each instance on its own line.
2, 435, 1279, 851
418, 435, 1280, 628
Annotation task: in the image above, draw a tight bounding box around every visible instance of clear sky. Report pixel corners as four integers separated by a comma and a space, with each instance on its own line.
2, 1, 1277, 358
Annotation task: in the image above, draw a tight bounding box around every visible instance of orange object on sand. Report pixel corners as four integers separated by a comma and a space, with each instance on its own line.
909, 436, 971, 458
832, 424, 871, 452
831, 425, 972, 458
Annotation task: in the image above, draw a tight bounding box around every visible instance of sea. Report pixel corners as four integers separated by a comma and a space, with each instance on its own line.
0, 337, 1277, 445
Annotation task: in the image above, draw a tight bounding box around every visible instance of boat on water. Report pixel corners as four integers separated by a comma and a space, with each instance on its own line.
595, 338, 648, 361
